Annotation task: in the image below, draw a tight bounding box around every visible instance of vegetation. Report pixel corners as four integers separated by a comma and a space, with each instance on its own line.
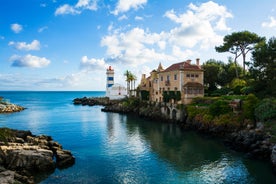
215, 31, 265, 75
0, 128, 15, 144
124, 70, 137, 96
163, 91, 181, 103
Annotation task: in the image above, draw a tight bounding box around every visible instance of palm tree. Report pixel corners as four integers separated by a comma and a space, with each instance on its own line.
124, 70, 131, 96
124, 70, 137, 96
128, 73, 137, 96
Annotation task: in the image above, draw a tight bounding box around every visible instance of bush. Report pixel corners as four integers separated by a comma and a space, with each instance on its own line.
209, 100, 232, 117
242, 93, 259, 120
255, 98, 276, 122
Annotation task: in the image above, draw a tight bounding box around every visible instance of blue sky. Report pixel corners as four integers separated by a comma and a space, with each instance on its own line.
0, 0, 275, 91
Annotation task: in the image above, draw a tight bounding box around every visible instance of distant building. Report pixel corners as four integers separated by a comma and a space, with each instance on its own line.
139, 59, 204, 104
106, 66, 127, 100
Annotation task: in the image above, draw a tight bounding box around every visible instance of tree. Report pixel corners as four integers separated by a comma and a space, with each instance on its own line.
124, 70, 131, 96
215, 31, 265, 75
218, 58, 243, 87
202, 59, 224, 92
250, 37, 276, 97
124, 70, 137, 96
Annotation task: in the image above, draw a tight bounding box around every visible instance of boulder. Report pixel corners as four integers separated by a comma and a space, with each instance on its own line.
55, 149, 75, 169
271, 144, 276, 173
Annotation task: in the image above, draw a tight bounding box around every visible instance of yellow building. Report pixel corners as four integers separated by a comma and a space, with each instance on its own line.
139, 59, 204, 104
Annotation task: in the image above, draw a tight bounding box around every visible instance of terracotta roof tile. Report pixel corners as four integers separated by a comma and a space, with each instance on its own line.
162, 61, 201, 72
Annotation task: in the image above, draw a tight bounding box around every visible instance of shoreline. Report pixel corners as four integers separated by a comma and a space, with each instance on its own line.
73, 96, 276, 174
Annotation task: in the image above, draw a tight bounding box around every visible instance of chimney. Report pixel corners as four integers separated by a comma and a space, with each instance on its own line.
142, 74, 146, 80
187, 59, 191, 64
196, 58, 200, 66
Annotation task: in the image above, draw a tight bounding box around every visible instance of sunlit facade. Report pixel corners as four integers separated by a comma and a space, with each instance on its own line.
139, 59, 204, 104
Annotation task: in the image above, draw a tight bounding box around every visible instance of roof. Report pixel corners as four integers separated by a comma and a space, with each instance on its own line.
183, 82, 204, 87
161, 61, 202, 73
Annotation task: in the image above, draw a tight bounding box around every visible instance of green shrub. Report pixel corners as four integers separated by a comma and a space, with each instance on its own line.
209, 100, 232, 117
242, 93, 259, 120
140, 90, 149, 101
255, 98, 276, 122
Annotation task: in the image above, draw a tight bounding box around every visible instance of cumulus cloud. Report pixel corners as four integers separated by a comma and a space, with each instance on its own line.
11, 23, 23, 33
100, 1, 232, 67
80, 56, 108, 71
164, 1, 232, 48
113, 0, 147, 15
101, 27, 174, 66
55, 4, 80, 15
262, 16, 276, 28
55, 0, 97, 16
9, 54, 50, 68
8, 40, 41, 51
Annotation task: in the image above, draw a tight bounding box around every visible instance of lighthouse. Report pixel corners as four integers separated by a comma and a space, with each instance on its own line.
106, 66, 127, 100
106, 66, 114, 90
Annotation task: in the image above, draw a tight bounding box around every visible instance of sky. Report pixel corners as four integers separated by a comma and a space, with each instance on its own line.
0, 0, 275, 91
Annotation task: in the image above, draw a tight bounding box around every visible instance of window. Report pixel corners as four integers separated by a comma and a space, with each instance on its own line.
174, 74, 177, 80
107, 77, 114, 80
186, 74, 190, 77
195, 74, 199, 78
167, 75, 170, 81
174, 87, 178, 91
191, 74, 194, 78
161, 76, 163, 81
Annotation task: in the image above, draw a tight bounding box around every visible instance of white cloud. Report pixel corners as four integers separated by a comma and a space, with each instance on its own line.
38, 26, 48, 33
135, 16, 143, 21
113, 0, 147, 15
55, 4, 80, 15
9, 40, 41, 51
101, 27, 175, 66
118, 14, 128, 21
9, 54, 50, 68
11, 23, 23, 33
80, 56, 108, 71
100, 1, 231, 67
164, 1, 232, 48
262, 16, 276, 28
55, 0, 97, 16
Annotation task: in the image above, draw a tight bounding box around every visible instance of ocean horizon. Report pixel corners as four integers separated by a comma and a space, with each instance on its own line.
1, 91, 276, 184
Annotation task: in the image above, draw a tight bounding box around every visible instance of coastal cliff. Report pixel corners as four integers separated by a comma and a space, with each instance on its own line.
73, 96, 276, 174
0, 128, 75, 184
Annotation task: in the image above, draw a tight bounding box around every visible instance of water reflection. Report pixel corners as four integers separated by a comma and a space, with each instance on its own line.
116, 114, 274, 184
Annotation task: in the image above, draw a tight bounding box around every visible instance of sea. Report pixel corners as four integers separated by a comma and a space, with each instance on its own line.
0, 91, 276, 184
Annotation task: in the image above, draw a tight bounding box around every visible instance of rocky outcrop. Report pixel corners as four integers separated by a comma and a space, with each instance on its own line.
0, 128, 75, 184
73, 97, 117, 106
0, 98, 25, 113
225, 128, 272, 160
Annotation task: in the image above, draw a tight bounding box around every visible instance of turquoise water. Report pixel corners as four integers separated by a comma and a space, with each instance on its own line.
0, 91, 276, 184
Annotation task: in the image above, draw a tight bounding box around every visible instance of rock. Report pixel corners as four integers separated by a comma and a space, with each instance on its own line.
271, 144, 276, 173
4, 148, 55, 172
0, 128, 75, 183
55, 150, 75, 169
0, 170, 17, 184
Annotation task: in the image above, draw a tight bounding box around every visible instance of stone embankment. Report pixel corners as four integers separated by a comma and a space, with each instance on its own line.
0, 97, 25, 113
0, 128, 75, 184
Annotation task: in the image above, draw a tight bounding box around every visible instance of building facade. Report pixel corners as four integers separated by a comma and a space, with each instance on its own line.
139, 59, 204, 104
